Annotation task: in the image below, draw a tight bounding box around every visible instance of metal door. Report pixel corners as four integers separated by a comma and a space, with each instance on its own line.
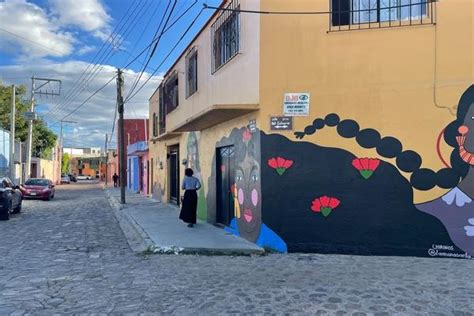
216, 146, 235, 226
169, 146, 180, 205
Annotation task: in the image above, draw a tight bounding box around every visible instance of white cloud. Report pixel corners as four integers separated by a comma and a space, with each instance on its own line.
49, 0, 111, 38
0, 61, 162, 148
0, 0, 74, 58
77, 45, 96, 55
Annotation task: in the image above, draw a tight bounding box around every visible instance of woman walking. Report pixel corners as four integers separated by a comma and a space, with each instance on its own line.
179, 168, 201, 227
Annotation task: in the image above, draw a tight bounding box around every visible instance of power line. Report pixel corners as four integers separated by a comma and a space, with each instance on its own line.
0, 27, 68, 55
125, 0, 177, 104
203, 1, 434, 15
44, 0, 143, 120
125, 7, 206, 104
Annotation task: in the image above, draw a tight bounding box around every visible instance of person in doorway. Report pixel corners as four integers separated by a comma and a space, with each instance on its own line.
179, 168, 201, 227
112, 173, 119, 187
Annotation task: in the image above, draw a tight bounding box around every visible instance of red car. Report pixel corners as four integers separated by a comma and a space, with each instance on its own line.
21, 178, 55, 201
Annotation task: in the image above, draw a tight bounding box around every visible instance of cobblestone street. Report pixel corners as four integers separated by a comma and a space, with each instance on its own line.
0, 182, 472, 315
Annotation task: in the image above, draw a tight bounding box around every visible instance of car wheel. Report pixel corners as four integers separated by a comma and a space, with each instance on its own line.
45, 194, 52, 201
0, 203, 9, 220
13, 199, 22, 214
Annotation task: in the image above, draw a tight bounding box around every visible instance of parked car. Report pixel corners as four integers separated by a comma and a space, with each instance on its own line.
68, 174, 77, 183
76, 175, 92, 180
60, 175, 70, 184
0, 177, 23, 220
20, 178, 55, 201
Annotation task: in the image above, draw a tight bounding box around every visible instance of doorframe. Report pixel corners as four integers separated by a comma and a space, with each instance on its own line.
215, 145, 235, 226
167, 144, 180, 205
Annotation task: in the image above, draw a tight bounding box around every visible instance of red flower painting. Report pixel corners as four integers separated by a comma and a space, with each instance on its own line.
311, 196, 341, 217
268, 157, 293, 175
243, 128, 252, 141
352, 158, 380, 179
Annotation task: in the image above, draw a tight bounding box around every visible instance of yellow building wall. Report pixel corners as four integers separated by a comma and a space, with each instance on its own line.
258, 0, 473, 203
38, 159, 56, 181
149, 112, 254, 221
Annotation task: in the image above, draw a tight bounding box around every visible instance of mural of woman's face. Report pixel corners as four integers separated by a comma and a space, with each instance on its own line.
462, 103, 474, 153
234, 153, 262, 242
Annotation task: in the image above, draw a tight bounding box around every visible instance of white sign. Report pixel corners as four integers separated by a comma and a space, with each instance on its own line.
283, 93, 310, 116
23, 112, 37, 121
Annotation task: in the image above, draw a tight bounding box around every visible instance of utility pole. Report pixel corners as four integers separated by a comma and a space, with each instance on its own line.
104, 134, 107, 183
117, 68, 126, 204
25, 76, 61, 180
9, 85, 15, 182
25, 77, 35, 180
59, 120, 76, 178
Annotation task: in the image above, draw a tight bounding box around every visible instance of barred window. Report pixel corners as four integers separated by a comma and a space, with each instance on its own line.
331, 0, 434, 30
152, 112, 158, 137
186, 48, 198, 98
211, 0, 240, 74
163, 73, 179, 113
158, 86, 166, 135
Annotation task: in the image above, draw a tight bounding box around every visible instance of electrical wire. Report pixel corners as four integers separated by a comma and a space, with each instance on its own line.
124, 7, 206, 105
124, 0, 177, 104
0, 27, 68, 55
44, 0, 145, 120
203, 1, 435, 15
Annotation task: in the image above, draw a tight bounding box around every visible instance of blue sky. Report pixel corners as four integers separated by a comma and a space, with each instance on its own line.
0, 0, 222, 148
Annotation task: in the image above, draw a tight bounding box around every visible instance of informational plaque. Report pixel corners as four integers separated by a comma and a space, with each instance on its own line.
283, 93, 310, 116
270, 116, 293, 131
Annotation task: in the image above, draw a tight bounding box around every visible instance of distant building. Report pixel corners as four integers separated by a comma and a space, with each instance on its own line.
127, 141, 149, 195
63, 147, 103, 158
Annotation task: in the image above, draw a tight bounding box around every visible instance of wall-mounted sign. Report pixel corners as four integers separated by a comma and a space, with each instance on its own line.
248, 119, 257, 133
270, 116, 293, 131
283, 93, 310, 116
23, 112, 37, 121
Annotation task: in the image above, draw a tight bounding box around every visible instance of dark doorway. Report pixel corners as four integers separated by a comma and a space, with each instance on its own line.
146, 159, 150, 195
139, 157, 143, 192
216, 145, 235, 226
169, 145, 180, 205
30, 163, 37, 178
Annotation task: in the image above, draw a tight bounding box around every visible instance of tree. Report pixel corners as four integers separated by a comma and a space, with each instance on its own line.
0, 81, 57, 159
62, 153, 70, 175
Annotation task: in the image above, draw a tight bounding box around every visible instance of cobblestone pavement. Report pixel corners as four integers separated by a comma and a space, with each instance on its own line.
0, 182, 473, 315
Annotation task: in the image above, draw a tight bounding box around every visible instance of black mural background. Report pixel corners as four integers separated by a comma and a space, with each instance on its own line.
260, 132, 462, 257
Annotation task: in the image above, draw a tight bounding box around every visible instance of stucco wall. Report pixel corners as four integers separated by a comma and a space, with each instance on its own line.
164, 0, 260, 132
258, 0, 473, 203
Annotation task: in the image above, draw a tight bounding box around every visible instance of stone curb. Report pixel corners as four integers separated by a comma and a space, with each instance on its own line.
102, 185, 265, 256
102, 186, 154, 253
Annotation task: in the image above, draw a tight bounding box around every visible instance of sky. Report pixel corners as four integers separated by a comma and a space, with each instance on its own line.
0, 0, 222, 149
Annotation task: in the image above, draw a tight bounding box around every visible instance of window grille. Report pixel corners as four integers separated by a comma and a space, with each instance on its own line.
185, 48, 198, 98
330, 0, 435, 31
152, 112, 158, 137
211, 0, 240, 74
158, 87, 166, 135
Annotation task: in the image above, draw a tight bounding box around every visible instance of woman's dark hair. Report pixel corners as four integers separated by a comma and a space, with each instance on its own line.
185, 168, 194, 177
294, 85, 473, 191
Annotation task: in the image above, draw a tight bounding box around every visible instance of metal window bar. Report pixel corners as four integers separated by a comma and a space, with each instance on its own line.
211, 0, 240, 74
330, 0, 434, 32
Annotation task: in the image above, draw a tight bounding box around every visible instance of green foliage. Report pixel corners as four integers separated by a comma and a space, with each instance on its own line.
0, 81, 57, 158
62, 153, 70, 174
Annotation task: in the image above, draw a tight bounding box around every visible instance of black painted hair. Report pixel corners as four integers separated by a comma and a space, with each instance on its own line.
294, 85, 473, 191
185, 168, 194, 177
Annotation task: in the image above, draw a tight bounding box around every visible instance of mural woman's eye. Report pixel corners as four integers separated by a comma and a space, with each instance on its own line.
250, 169, 259, 182
235, 170, 244, 182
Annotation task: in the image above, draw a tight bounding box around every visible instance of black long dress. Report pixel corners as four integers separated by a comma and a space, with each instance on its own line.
179, 190, 197, 224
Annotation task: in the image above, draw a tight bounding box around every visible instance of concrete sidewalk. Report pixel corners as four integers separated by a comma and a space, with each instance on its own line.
103, 186, 264, 255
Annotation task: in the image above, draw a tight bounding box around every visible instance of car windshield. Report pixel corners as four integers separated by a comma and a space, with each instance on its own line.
25, 179, 49, 186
